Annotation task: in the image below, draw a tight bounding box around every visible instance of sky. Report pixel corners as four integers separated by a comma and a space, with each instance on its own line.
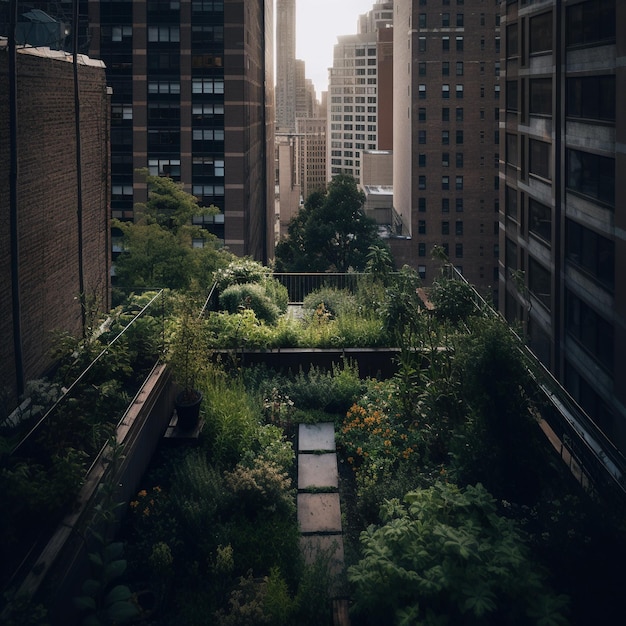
295, 0, 377, 99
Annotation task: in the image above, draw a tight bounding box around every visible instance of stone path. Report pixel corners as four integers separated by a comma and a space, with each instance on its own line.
297, 423, 350, 623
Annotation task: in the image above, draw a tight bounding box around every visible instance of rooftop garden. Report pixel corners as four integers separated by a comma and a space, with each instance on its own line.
2, 175, 625, 625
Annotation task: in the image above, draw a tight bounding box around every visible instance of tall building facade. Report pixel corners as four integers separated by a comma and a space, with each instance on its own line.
83, 0, 274, 261
391, 0, 501, 296
501, 0, 626, 452
327, 3, 393, 183
276, 0, 296, 133
296, 116, 327, 200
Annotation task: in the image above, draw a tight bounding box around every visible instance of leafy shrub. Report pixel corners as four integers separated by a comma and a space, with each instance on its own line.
214, 258, 272, 292
348, 482, 569, 626
429, 277, 477, 324
302, 287, 356, 319
219, 283, 281, 325
205, 309, 275, 350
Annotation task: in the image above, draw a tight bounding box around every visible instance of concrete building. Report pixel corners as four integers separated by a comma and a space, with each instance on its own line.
327, 2, 394, 184
500, 0, 626, 453
295, 58, 317, 120
276, 0, 296, 133
391, 0, 501, 296
0, 43, 110, 405
296, 116, 327, 201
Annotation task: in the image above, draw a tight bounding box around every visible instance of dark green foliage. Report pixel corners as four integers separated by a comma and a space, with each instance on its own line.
302, 287, 357, 319
348, 482, 569, 626
275, 174, 383, 272
429, 277, 477, 324
219, 283, 282, 324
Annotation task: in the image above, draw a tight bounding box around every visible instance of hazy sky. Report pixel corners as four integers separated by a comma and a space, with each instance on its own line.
295, 0, 377, 99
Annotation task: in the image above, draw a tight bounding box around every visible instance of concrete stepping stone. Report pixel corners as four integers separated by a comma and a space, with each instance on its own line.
298, 492, 342, 533
298, 453, 338, 490
299, 422, 336, 452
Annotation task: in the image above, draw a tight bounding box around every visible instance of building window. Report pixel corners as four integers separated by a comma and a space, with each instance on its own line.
566, 290, 614, 372
528, 257, 551, 310
506, 133, 518, 167
419, 61, 427, 75
442, 176, 450, 190
442, 61, 450, 76
529, 199, 551, 244
456, 107, 464, 121
419, 37, 427, 52
456, 62, 464, 76
111, 104, 133, 121
419, 84, 426, 99
419, 130, 427, 144
442, 221, 450, 235
505, 186, 517, 223
192, 156, 224, 177
456, 84, 464, 99
528, 137, 552, 180
505, 237, 517, 272
456, 152, 463, 168
442, 84, 450, 99
455, 220, 463, 235
442, 36, 450, 51
566, 0, 616, 47
566, 219, 615, 291
192, 78, 224, 94
148, 25, 180, 42
530, 12, 553, 53
455, 243, 463, 258
419, 153, 427, 167
456, 36, 464, 51
442, 198, 450, 213
442, 152, 450, 167
455, 176, 463, 190
418, 197, 427, 212
456, 13, 464, 27
567, 149, 614, 207
419, 176, 427, 190
456, 198, 463, 212
506, 80, 518, 112
442, 130, 450, 145
442, 108, 450, 122
419, 13, 427, 28
148, 81, 180, 94
529, 78, 552, 115
456, 130, 463, 144
567, 76, 615, 122
419, 107, 426, 121
418, 220, 426, 234
148, 158, 181, 178
506, 23, 518, 58
418, 265, 426, 280
419, 243, 426, 257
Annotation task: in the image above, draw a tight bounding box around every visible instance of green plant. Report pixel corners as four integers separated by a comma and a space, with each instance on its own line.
219, 283, 281, 324
214, 258, 273, 292
429, 277, 477, 324
348, 482, 569, 626
302, 287, 356, 318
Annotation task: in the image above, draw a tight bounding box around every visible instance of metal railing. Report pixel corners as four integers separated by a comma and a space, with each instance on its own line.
273, 272, 367, 303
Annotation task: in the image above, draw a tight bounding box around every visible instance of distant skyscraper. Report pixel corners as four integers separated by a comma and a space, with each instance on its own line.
327, 3, 393, 183
391, 0, 501, 297
501, 0, 626, 453
276, 0, 296, 132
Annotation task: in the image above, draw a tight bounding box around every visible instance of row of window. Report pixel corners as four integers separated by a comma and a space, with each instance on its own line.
418, 84, 499, 99
419, 153, 465, 168
418, 198, 465, 213
418, 242, 465, 259
418, 176, 498, 192
418, 61, 499, 77
417, 12, 465, 28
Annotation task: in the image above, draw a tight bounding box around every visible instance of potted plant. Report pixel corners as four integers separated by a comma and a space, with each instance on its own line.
168, 303, 208, 431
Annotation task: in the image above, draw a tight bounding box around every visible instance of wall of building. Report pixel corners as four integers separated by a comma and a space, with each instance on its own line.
0, 47, 110, 406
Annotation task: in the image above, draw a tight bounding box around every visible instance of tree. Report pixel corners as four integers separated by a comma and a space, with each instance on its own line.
275, 174, 384, 272
113, 172, 231, 300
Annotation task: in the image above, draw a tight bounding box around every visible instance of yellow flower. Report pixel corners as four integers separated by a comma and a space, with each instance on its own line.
138, 490, 147, 498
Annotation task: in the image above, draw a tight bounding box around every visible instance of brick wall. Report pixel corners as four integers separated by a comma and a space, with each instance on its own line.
0, 48, 110, 408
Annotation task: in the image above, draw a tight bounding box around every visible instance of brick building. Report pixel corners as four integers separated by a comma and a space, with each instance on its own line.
0, 43, 110, 406
391, 0, 501, 298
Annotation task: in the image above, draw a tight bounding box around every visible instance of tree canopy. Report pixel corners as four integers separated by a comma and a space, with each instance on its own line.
112, 172, 231, 302
275, 174, 387, 272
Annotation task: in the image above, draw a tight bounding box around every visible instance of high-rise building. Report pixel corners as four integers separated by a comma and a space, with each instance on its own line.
501, 0, 626, 453
276, 0, 296, 133
296, 116, 327, 200
327, 3, 394, 184
391, 0, 501, 296
295, 58, 317, 120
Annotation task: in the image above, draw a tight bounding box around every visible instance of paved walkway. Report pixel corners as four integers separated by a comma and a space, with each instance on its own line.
297, 423, 349, 622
